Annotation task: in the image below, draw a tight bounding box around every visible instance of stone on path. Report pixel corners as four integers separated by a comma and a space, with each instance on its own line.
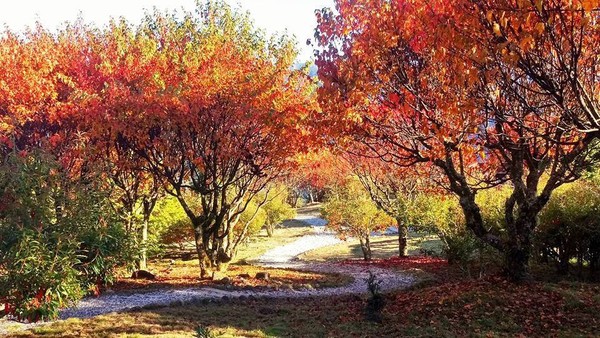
255, 272, 270, 280
131, 270, 156, 280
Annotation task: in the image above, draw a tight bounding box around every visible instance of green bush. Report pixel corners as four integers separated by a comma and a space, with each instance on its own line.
262, 185, 296, 236
1, 229, 83, 322
537, 180, 600, 277
237, 197, 267, 238
418, 195, 472, 263
77, 215, 136, 287
0, 150, 132, 321
149, 196, 193, 252
419, 192, 501, 275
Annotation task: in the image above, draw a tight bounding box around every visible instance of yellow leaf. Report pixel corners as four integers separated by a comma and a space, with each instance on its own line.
535, 0, 543, 12
493, 23, 502, 37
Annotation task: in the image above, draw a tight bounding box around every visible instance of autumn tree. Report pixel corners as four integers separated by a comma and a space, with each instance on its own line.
315, 0, 599, 281
0, 26, 80, 161
0, 24, 139, 316
322, 176, 393, 260
351, 156, 433, 257
287, 150, 342, 205
92, 3, 317, 277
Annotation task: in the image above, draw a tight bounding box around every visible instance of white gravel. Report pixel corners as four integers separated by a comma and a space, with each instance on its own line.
0, 212, 415, 334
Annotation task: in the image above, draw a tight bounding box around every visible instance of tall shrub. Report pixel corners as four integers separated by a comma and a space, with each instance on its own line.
0, 151, 131, 321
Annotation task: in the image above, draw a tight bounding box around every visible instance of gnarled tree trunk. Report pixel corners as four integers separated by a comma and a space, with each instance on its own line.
359, 234, 373, 261
396, 217, 409, 257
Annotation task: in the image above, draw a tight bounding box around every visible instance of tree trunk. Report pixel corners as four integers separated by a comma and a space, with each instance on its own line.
505, 244, 531, 282
396, 218, 409, 257
193, 227, 212, 279
359, 235, 372, 261
139, 214, 149, 270
557, 245, 570, 275
504, 216, 534, 282
266, 223, 274, 237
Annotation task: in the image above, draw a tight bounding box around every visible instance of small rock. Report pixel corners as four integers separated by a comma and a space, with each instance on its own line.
255, 272, 270, 280
237, 273, 251, 279
131, 270, 156, 280
220, 277, 232, 284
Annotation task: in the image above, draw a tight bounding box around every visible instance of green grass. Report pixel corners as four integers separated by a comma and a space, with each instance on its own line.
298, 232, 443, 262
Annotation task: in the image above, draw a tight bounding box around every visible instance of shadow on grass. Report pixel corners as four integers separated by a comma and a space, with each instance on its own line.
18, 295, 374, 338
280, 218, 313, 228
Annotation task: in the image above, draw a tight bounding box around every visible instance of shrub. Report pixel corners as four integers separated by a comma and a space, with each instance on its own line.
1, 229, 84, 322
537, 180, 600, 277
418, 195, 473, 264
0, 150, 132, 321
419, 192, 501, 276
262, 185, 296, 237
322, 177, 393, 260
364, 271, 385, 323
150, 196, 194, 253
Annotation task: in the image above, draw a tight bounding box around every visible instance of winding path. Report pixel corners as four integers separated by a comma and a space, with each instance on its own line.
1, 211, 415, 333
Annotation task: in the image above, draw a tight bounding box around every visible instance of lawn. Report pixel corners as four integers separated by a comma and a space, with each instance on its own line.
298, 232, 443, 262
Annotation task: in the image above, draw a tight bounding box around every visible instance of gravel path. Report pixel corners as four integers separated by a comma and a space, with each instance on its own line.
255, 214, 342, 265
1, 212, 415, 334
58, 262, 414, 319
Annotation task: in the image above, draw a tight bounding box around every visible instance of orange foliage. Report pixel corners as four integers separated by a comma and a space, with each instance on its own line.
315, 0, 600, 280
